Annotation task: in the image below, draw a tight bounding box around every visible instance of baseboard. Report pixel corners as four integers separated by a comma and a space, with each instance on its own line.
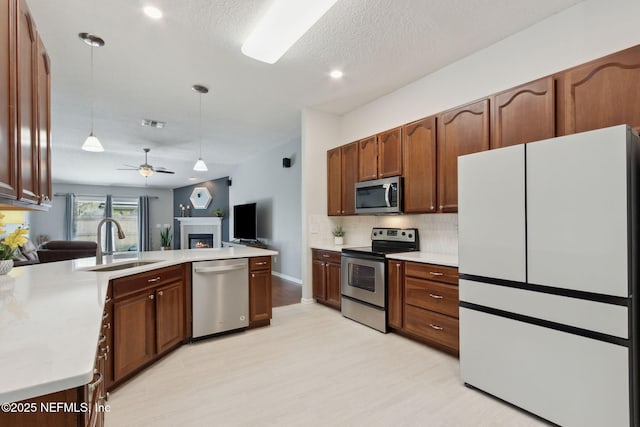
301, 298, 315, 304
271, 271, 302, 285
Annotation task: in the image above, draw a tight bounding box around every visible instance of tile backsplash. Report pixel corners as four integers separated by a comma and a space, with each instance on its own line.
308, 213, 458, 255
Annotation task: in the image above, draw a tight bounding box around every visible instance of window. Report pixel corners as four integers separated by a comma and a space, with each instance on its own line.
73, 196, 139, 253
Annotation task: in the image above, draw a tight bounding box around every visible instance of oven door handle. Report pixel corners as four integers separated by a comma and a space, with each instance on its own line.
383, 183, 391, 207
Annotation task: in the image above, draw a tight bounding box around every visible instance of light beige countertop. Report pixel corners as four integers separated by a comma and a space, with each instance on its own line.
0, 247, 277, 404
310, 245, 458, 267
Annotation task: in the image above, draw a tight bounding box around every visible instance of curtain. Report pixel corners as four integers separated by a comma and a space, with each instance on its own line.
138, 196, 151, 251
104, 195, 113, 254
63, 193, 76, 240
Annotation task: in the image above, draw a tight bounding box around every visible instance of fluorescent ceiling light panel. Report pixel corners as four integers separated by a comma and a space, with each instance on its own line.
241, 0, 339, 64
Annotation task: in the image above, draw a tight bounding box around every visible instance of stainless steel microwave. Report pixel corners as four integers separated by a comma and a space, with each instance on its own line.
355, 176, 402, 214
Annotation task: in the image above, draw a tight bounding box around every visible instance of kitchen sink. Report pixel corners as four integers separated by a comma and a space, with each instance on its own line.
87, 260, 161, 271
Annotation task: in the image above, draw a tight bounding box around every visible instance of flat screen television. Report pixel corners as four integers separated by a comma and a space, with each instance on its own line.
233, 202, 257, 241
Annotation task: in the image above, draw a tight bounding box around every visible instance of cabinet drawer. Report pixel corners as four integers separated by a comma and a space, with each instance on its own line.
404, 305, 459, 352
312, 249, 341, 264
113, 265, 183, 299
405, 277, 459, 318
405, 262, 458, 285
250, 256, 271, 271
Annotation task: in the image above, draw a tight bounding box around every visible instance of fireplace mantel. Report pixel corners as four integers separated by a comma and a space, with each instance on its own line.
175, 217, 222, 249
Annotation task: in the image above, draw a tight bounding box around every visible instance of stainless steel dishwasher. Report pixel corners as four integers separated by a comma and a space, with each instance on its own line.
192, 258, 249, 340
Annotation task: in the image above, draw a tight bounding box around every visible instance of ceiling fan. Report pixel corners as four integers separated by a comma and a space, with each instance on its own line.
118, 148, 175, 177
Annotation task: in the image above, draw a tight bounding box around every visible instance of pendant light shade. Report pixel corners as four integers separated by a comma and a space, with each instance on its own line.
192, 84, 209, 172
193, 158, 208, 171
82, 133, 103, 152
79, 33, 105, 152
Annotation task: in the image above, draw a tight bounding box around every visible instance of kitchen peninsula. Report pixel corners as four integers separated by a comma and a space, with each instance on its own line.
0, 246, 277, 409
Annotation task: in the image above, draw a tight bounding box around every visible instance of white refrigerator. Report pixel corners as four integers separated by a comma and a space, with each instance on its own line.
458, 125, 638, 427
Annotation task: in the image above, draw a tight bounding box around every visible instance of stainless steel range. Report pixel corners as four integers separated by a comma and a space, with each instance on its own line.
341, 228, 419, 332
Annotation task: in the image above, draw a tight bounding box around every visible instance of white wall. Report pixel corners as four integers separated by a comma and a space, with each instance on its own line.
29, 183, 173, 250
229, 138, 302, 282
301, 0, 640, 300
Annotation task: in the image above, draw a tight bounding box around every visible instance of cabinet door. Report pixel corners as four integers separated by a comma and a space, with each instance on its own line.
403, 117, 437, 213
378, 127, 402, 178
325, 261, 341, 309
35, 35, 51, 206
249, 270, 271, 324
327, 147, 342, 216
311, 258, 326, 300
358, 135, 378, 181
492, 76, 555, 149
340, 141, 358, 215
113, 291, 155, 381
387, 260, 404, 329
0, 0, 17, 200
562, 45, 640, 134
16, 0, 38, 204
155, 281, 185, 355
437, 99, 490, 212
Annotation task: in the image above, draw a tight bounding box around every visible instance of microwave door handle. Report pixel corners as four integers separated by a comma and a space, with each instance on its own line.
384, 184, 391, 207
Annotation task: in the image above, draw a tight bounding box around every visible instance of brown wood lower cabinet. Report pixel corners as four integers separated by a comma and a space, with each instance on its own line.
311, 249, 341, 309
249, 256, 272, 327
110, 264, 187, 387
388, 260, 460, 355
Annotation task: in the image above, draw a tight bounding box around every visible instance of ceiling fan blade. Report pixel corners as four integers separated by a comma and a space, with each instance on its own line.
155, 170, 175, 174
123, 164, 139, 168
117, 168, 138, 171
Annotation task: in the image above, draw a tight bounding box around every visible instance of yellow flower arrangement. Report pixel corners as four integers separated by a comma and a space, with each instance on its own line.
0, 213, 29, 260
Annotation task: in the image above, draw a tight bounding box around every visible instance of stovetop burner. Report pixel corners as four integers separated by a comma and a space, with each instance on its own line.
341, 228, 419, 258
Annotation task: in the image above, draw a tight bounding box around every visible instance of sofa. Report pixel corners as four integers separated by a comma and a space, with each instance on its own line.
13, 240, 98, 266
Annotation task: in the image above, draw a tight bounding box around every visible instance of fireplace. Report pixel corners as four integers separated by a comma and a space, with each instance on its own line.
189, 233, 214, 249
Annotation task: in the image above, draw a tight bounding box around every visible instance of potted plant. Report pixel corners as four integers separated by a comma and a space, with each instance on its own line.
0, 213, 29, 275
160, 226, 172, 250
212, 208, 224, 217
332, 226, 345, 246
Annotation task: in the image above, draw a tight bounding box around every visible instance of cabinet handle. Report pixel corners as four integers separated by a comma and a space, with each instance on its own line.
322, 254, 330, 258
102, 312, 109, 320
148, 276, 161, 283
149, 294, 155, 300
158, 291, 164, 296
429, 272, 444, 276
429, 324, 444, 331
105, 296, 112, 304
89, 370, 104, 388
103, 322, 110, 330
256, 261, 267, 265
97, 334, 106, 346
428, 293, 444, 300
252, 273, 255, 278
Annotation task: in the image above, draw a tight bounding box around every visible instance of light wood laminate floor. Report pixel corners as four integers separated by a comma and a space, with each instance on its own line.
105, 303, 546, 426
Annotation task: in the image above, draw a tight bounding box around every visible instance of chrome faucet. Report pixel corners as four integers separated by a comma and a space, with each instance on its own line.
96, 218, 126, 264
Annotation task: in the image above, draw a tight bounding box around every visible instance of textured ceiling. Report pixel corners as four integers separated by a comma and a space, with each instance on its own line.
26, 0, 584, 188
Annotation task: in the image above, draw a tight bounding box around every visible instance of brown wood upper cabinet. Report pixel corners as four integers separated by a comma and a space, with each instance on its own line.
437, 99, 490, 212
0, 0, 51, 209
358, 127, 402, 182
560, 45, 640, 135
327, 141, 358, 216
491, 76, 555, 149
403, 117, 437, 213
0, 0, 18, 201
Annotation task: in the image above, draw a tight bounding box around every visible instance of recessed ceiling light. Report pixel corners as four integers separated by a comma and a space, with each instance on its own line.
143, 5, 163, 19
330, 69, 343, 79
188, 177, 198, 181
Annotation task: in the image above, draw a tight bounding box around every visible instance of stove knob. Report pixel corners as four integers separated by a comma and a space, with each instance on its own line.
373, 232, 377, 236
401, 231, 406, 236
408, 233, 413, 239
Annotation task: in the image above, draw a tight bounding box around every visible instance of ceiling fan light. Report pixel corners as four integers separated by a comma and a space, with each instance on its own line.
241, 0, 339, 64
139, 166, 154, 177
82, 133, 104, 152
193, 158, 208, 171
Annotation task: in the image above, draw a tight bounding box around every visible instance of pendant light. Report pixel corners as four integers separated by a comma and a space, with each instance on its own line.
192, 84, 209, 171
79, 32, 105, 152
